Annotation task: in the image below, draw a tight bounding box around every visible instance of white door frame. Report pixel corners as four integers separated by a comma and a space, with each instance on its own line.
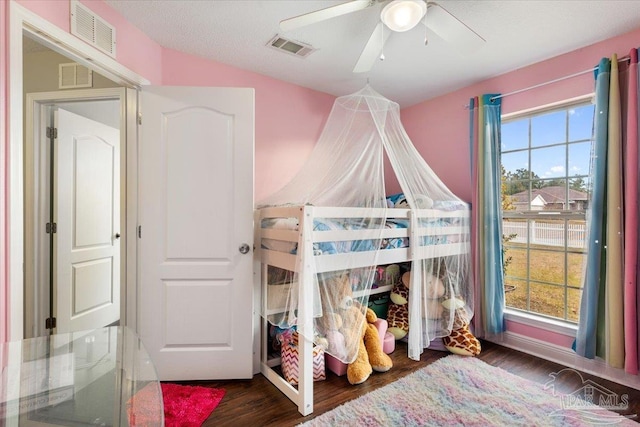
9, 2, 149, 340
25, 89, 126, 338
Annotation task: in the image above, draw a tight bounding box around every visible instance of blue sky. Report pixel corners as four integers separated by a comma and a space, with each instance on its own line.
501, 104, 594, 181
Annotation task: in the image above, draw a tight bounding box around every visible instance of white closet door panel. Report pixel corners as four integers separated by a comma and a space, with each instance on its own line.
163, 280, 232, 345
164, 108, 232, 260
72, 258, 113, 314
73, 136, 113, 247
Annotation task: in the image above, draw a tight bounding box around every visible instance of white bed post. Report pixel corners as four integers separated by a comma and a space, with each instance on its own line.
407, 209, 422, 361
297, 205, 315, 416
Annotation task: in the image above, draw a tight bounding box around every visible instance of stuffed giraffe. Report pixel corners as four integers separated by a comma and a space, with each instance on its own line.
442, 302, 481, 356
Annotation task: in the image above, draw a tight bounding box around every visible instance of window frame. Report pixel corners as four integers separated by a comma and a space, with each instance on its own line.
500, 94, 594, 327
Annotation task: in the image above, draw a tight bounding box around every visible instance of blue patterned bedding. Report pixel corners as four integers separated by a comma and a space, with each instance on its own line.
311, 218, 408, 255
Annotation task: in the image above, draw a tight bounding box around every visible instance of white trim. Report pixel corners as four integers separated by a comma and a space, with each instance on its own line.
124, 87, 139, 332
9, 1, 25, 341
24, 88, 127, 338
502, 93, 594, 121
490, 331, 640, 391
9, 1, 147, 340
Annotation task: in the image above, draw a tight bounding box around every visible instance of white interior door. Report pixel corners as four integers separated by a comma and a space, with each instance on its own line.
55, 108, 120, 333
138, 86, 255, 380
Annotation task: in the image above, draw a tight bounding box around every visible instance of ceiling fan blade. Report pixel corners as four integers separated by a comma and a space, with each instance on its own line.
425, 2, 485, 52
280, 0, 373, 32
353, 22, 391, 73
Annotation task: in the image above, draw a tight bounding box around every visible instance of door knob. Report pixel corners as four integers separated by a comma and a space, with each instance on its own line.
115, 233, 121, 239
239, 243, 251, 254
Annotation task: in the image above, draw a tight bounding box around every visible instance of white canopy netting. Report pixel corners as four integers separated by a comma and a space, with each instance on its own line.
259, 85, 472, 362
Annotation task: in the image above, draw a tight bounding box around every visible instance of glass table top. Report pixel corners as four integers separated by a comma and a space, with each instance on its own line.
0, 326, 163, 426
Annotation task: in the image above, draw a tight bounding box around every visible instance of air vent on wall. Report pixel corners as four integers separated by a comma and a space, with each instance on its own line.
59, 63, 93, 89
70, 0, 116, 58
267, 35, 315, 58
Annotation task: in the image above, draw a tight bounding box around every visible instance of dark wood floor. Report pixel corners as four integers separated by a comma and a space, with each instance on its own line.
179, 340, 640, 426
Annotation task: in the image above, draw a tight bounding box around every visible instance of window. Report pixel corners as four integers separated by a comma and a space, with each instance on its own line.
501, 100, 594, 323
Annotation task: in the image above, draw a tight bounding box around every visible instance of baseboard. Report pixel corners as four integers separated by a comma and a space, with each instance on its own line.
488, 331, 640, 391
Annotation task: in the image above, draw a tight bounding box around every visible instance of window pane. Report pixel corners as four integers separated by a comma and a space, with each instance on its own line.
532, 110, 566, 147
529, 282, 565, 318
570, 176, 590, 189
567, 287, 582, 322
504, 278, 528, 311
504, 247, 527, 280
569, 104, 595, 141
531, 146, 566, 179
501, 151, 529, 176
502, 220, 526, 243
531, 220, 566, 246
568, 142, 591, 178
567, 252, 587, 286
567, 221, 587, 249
502, 120, 529, 151
529, 248, 564, 285
500, 100, 592, 324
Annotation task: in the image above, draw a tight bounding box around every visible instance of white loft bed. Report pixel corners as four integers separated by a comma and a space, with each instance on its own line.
255, 204, 470, 416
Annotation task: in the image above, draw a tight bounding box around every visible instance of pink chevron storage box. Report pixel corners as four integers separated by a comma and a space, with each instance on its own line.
281, 332, 326, 385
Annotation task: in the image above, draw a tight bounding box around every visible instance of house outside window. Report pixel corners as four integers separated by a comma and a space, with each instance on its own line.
500, 99, 594, 323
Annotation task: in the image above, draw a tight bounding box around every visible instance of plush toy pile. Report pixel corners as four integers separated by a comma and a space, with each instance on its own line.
317, 264, 479, 387
386, 267, 481, 357
318, 274, 393, 385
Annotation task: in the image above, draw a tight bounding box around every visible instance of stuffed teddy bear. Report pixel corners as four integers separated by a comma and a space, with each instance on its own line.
318, 273, 393, 385
347, 307, 393, 385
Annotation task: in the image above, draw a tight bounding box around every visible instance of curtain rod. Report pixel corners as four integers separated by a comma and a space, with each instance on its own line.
489, 67, 596, 102
465, 55, 630, 107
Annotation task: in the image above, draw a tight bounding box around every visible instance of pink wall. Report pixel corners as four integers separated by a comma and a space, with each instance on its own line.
401, 26, 640, 202
161, 49, 335, 201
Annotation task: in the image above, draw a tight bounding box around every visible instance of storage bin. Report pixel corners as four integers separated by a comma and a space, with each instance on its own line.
281, 331, 326, 385
368, 292, 390, 319
326, 318, 393, 376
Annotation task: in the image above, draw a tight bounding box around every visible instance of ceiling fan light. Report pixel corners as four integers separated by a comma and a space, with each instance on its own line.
380, 0, 427, 32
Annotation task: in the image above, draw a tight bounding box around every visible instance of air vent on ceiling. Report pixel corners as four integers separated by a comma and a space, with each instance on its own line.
267, 35, 315, 58
70, 0, 116, 58
59, 63, 93, 89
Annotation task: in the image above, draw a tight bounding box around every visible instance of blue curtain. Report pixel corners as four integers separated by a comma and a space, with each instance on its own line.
575, 58, 610, 360
470, 94, 506, 336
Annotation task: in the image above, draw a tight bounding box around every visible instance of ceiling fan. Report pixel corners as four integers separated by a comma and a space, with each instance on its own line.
280, 0, 485, 73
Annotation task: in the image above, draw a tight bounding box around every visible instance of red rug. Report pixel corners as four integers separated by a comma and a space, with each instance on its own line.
128, 383, 225, 426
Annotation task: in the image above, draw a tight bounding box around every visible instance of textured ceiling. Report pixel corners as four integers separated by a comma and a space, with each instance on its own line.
103, 0, 640, 107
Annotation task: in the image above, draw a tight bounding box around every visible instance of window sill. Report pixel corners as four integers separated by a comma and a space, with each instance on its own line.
504, 308, 577, 337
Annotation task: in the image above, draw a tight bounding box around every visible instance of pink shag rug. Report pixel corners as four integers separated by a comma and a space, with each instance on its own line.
128, 383, 225, 426
300, 355, 636, 426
